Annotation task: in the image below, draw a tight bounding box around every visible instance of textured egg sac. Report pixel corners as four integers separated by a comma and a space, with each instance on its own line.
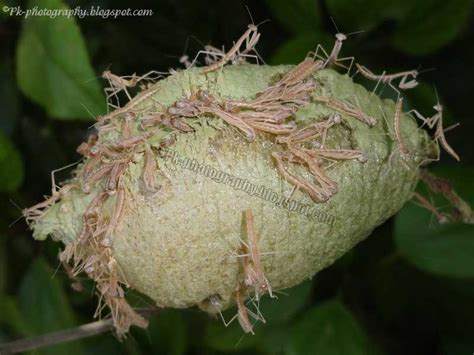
28, 64, 435, 335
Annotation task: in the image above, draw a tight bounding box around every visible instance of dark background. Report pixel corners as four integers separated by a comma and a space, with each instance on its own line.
1, 0, 474, 354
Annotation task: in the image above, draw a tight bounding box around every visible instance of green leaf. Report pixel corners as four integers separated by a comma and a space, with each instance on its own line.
80, 336, 124, 355
16, 0, 105, 120
286, 300, 379, 355
370, 260, 474, 339
325, 0, 408, 31
257, 326, 289, 354
0, 131, 24, 192
271, 33, 332, 65
257, 280, 313, 325
146, 310, 187, 355
264, 0, 320, 34
392, 0, 474, 55
204, 309, 259, 352
19, 257, 85, 355
0, 60, 19, 135
394, 167, 474, 278
0, 296, 32, 336
396, 220, 474, 278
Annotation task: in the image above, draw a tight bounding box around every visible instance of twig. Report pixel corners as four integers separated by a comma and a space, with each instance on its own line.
0, 308, 157, 355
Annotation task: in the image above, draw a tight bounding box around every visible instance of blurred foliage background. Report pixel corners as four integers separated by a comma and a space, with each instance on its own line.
0, 0, 474, 354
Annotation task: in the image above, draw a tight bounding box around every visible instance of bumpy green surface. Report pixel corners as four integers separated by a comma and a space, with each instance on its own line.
32, 64, 435, 310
